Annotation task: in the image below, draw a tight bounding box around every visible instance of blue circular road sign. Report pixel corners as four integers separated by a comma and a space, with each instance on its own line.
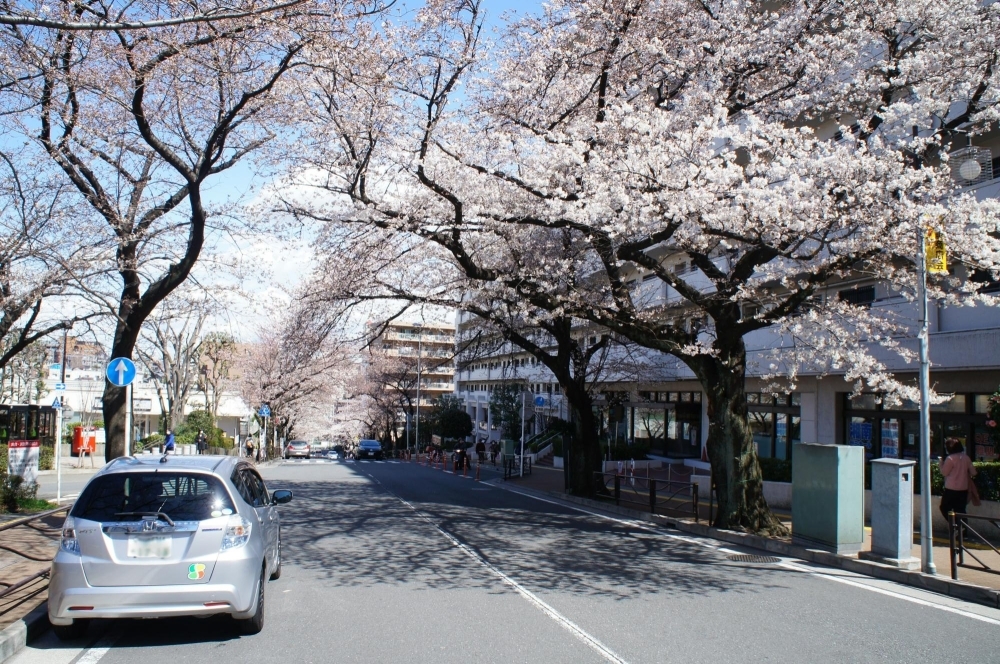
534, 396, 547, 407
106, 357, 137, 387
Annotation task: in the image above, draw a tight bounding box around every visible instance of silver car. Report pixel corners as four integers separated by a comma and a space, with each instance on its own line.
48, 454, 291, 639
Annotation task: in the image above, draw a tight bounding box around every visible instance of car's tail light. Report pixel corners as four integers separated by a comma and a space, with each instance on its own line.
60, 517, 81, 555
220, 515, 252, 551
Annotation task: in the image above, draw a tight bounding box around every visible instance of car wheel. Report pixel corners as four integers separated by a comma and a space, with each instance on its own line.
52, 620, 89, 640
270, 531, 282, 580
237, 565, 266, 635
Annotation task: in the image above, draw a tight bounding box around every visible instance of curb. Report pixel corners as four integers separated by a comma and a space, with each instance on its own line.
497, 483, 1000, 611
0, 604, 49, 664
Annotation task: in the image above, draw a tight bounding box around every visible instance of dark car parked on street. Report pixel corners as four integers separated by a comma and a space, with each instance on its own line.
356, 439, 383, 460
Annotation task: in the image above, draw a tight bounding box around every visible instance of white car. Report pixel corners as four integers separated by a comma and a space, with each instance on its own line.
48, 454, 292, 638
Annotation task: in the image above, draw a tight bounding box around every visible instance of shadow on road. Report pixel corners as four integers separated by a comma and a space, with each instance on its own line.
274, 463, 791, 602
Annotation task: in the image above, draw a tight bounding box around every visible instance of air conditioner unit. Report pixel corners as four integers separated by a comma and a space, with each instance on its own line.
950, 146, 993, 187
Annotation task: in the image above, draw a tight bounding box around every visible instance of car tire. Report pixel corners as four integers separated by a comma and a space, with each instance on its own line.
52, 620, 89, 640
237, 565, 266, 635
270, 532, 282, 580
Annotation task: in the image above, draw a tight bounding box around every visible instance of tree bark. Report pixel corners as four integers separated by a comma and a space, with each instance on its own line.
696, 349, 786, 535
564, 387, 603, 497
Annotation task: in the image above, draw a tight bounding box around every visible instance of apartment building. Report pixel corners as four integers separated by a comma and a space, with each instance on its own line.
374, 320, 456, 408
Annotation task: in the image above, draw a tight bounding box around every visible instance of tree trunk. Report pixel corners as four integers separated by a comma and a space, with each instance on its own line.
563, 383, 603, 497
697, 354, 786, 535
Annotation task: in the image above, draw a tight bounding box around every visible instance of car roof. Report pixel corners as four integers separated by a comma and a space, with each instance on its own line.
98, 454, 241, 477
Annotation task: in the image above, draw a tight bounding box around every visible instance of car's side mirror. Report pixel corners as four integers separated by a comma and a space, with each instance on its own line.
272, 490, 293, 505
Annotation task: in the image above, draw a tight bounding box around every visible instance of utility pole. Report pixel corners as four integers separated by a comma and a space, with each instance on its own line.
914, 126, 936, 575
414, 323, 423, 454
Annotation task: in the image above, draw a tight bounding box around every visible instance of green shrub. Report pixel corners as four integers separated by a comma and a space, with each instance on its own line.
758, 457, 792, 483
1, 471, 39, 513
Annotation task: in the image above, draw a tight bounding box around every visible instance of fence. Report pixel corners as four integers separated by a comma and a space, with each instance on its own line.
947, 511, 1000, 582
593, 471, 700, 522
503, 455, 532, 479
0, 505, 70, 622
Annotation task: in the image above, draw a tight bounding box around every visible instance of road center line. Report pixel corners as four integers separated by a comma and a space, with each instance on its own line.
371, 476, 629, 664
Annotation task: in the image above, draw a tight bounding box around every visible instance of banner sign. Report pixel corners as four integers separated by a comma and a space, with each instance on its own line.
7, 439, 40, 484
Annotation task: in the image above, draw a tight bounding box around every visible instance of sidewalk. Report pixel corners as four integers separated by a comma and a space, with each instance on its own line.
499, 467, 1000, 591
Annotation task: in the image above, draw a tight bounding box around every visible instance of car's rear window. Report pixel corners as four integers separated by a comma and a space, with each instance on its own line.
72, 472, 236, 522
360, 441, 380, 448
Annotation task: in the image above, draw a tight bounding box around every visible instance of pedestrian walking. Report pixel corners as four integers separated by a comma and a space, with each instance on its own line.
195, 429, 208, 455
476, 440, 486, 464
246, 437, 255, 461
164, 429, 175, 455
939, 437, 978, 525
489, 440, 499, 467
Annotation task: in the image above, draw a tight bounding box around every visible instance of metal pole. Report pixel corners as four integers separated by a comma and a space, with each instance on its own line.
55, 403, 62, 504
415, 332, 422, 454
520, 391, 526, 477
918, 224, 936, 575
125, 383, 132, 456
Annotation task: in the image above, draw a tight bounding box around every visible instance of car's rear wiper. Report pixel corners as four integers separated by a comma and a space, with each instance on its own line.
114, 511, 175, 526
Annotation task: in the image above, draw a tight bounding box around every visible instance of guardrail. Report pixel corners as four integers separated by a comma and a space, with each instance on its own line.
593, 471, 700, 522
947, 511, 1000, 581
0, 505, 71, 620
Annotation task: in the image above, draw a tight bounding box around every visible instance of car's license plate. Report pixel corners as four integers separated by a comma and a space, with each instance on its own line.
127, 535, 172, 558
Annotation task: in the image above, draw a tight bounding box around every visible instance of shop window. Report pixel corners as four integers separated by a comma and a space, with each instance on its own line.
931, 395, 966, 413
847, 416, 876, 460
751, 412, 775, 458
848, 393, 879, 410
974, 394, 992, 414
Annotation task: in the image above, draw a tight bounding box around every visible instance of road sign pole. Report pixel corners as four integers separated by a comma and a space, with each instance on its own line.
918, 226, 936, 575
125, 383, 132, 456
520, 392, 526, 478
55, 404, 62, 504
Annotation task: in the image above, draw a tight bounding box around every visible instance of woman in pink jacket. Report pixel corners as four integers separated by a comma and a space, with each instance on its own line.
939, 437, 977, 521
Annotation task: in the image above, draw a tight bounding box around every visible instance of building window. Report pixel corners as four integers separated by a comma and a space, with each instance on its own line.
838, 285, 876, 307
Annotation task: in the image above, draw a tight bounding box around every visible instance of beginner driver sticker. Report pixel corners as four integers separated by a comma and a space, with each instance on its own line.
188, 563, 206, 580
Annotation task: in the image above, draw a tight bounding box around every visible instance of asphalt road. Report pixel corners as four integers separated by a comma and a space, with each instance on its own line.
11, 458, 1000, 663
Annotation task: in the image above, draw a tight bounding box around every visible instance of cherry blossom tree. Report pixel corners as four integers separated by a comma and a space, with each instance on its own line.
284, 0, 1000, 532
0, 0, 384, 460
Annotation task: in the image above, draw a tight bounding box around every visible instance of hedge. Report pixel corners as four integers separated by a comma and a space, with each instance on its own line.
756, 457, 1000, 501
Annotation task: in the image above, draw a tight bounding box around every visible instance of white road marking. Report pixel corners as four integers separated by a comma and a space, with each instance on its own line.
365, 475, 628, 664
778, 560, 1000, 626
73, 628, 122, 664
496, 484, 1000, 625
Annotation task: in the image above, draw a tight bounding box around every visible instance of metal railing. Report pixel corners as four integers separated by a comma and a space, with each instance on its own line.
503, 454, 532, 479
593, 471, 700, 522
947, 511, 1000, 581
0, 505, 71, 619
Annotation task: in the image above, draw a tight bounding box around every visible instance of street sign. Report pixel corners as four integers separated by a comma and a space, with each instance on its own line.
534, 396, 547, 407
105, 357, 137, 387
258, 404, 271, 418
55, 382, 66, 391
52, 397, 61, 409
